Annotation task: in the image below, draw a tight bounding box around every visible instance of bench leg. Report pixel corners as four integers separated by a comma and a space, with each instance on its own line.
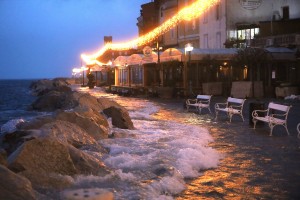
269, 124, 274, 136
253, 119, 257, 129
229, 113, 233, 122
215, 110, 219, 120
198, 107, 202, 114
284, 124, 290, 136
240, 114, 245, 122
186, 105, 190, 112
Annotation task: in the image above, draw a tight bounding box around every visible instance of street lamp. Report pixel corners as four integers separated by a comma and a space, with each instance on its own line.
185, 43, 194, 97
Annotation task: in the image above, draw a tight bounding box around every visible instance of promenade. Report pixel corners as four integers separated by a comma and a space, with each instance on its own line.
151, 96, 300, 199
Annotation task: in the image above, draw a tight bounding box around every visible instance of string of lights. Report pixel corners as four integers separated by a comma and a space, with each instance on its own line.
81, 0, 220, 65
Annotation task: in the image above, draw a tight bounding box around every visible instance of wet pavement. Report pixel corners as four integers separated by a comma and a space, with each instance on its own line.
149, 96, 300, 199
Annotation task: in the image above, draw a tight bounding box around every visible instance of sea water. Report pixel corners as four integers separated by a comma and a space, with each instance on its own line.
0, 79, 44, 133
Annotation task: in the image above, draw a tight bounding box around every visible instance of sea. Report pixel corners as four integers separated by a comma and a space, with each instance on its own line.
0, 79, 221, 199
0, 79, 48, 132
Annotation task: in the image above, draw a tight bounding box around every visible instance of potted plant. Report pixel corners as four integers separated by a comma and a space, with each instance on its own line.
87, 73, 96, 89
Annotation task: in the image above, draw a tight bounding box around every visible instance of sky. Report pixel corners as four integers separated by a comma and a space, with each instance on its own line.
0, 0, 150, 79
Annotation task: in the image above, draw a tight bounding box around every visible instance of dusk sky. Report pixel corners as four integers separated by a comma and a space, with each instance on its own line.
0, 0, 150, 79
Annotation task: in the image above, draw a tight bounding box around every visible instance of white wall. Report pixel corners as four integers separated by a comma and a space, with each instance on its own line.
199, 0, 300, 49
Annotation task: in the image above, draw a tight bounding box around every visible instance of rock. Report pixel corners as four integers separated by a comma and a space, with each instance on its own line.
2, 130, 36, 155
68, 145, 110, 176
31, 91, 105, 112
6, 112, 108, 153
30, 90, 65, 111
61, 188, 114, 200
17, 115, 55, 130
7, 137, 77, 175
70, 92, 103, 112
30, 78, 71, 96
103, 106, 134, 129
97, 97, 124, 110
55, 110, 109, 140
39, 120, 99, 147
0, 148, 7, 166
6, 135, 109, 189
0, 164, 36, 200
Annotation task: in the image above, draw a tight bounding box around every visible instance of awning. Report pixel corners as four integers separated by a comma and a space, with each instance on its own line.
113, 56, 129, 67
191, 48, 237, 60
90, 64, 113, 72
265, 47, 296, 61
127, 54, 143, 65
160, 48, 184, 62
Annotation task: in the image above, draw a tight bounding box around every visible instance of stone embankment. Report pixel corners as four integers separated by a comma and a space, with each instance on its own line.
0, 79, 134, 200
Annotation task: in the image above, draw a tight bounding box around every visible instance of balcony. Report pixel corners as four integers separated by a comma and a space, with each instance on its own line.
251, 34, 300, 48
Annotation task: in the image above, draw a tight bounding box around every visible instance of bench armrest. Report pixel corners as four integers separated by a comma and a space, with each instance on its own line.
229, 105, 242, 109
252, 109, 268, 117
198, 99, 209, 104
215, 102, 227, 109
186, 99, 197, 104
271, 113, 287, 118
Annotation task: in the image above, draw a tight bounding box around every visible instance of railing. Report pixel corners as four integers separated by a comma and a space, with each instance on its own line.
251, 34, 300, 47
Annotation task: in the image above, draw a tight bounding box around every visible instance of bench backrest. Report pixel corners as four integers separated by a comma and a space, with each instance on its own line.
227, 97, 244, 105
197, 95, 211, 100
268, 102, 290, 112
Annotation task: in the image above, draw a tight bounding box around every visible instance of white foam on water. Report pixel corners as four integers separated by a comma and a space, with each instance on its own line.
0, 118, 25, 134
72, 87, 222, 199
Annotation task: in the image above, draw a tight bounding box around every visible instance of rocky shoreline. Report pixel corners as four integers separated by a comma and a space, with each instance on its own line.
0, 78, 134, 200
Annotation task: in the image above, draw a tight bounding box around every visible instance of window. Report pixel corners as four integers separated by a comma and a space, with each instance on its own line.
171, 28, 175, 39
204, 34, 208, 48
203, 11, 208, 24
237, 27, 259, 40
216, 32, 221, 48
282, 6, 289, 20
216, 4, 220, 20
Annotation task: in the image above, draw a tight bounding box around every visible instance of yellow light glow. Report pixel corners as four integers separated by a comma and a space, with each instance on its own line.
81, 0, 220, 64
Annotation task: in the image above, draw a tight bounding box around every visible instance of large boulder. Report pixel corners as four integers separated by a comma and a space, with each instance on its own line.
0, 149, 7, 166
39, 120, 100, 147
7, 136, 110, 189
5, 119, 108, 155
30, 90, 66, 111
31, 91, 104, 112
17, 115, 54, 130
103, 106, 134, 129
30, 78, 71, 96
7, 137, 77, 175
68, 145, 109, 176
55, 110, 109, 140
0, 165, 36, 200
17, 108, 109, 141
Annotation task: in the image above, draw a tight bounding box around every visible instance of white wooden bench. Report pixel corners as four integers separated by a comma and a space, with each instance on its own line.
186, 95, 212, 114
215, 97, 245, 122
252, 102, 292, 136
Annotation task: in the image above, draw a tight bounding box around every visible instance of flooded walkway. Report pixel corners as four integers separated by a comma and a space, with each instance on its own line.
151, 97, 300, 200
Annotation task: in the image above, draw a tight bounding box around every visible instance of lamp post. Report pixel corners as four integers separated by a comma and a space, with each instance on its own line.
184, 43, 193, 97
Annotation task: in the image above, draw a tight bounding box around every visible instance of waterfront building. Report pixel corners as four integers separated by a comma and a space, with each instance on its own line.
91, 0, 299, 98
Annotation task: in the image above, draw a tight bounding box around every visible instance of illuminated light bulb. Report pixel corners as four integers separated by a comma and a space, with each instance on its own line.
81, 0, 220, 64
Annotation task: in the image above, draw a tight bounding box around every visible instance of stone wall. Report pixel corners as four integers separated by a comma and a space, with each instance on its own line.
231, 81, 264, 98
202, 82, 223, 95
